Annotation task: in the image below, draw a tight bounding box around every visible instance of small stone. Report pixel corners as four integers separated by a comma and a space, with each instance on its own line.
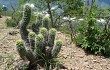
93, 60, 97, 62
63, 55, 68, 59
73, 51, 76, 53
83, 62, 89, 66
78, 55, 84, 58
89, 67, 93, 69
86, 65, 90, 68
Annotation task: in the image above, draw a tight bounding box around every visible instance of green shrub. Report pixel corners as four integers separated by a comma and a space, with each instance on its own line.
75, 17, 110, 55
5, 19, 17, 27
0, 7, 2, 18
5, 11, 22, 27
58, 22, 70, 34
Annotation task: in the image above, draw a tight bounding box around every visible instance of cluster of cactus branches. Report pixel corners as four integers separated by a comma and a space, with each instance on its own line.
16, 3, 62, 70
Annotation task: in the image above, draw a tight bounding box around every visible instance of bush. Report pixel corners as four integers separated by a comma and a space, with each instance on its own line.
5, 19, 17, 27
5, 11, 22, 27
75, 17, 110, 56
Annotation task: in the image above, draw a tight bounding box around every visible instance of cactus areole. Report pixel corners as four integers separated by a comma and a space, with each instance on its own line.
16, 3, 62, 70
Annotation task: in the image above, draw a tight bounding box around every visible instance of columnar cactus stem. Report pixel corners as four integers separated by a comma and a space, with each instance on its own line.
35, 34, 44, 50
20, 3, 31, 41
40, 27, 48, 45
36, 13, 43, 24
16, 40, 36, 63
43, 16, 50, 30
48, 28, 57, 47
28, 32, 36, 51
35, 34, 44, 58
32, 13, 43, 34
52, 39, 62, 57
16, 40, 27, 60
25, 48, 36, 64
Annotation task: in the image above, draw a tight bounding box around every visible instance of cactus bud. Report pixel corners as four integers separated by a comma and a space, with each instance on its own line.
51, 39, 62, 57
36, 34, 44, 42
40, 27, 48, 35
28, 32, 36, 38
56, 39, 62, 46
49, 28, 57, 36
16, 40, 24, 47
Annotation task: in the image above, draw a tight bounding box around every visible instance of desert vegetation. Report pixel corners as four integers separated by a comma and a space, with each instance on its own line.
0, 0, 110, 70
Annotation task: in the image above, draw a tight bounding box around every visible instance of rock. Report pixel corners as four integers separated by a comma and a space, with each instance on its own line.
77, 55, 84, 58
63, 55, 68, 59
73, 51, 76, 53
86, 65, 90, 68
93, 60, 97, 62
9, 31, 19, 36
93, 60, 100, 63
83, 62, 89, 66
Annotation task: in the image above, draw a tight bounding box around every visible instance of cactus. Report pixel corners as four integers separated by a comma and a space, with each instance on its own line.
20, 3, 31, 41
32, 13, 43, 34
40, 27, 48, 45
16, 40, 27, 60
28, 32, 36, 51
48, 28, 57, 47
43, 16, 50, 30
16, 3, 62, 70
16, 40, 36, 64
52, 39, 62, 57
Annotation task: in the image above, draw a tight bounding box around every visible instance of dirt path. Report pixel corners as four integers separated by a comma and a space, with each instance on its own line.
0, 16, 110, 70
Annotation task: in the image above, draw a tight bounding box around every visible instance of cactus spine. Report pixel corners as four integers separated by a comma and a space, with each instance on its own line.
16, 3, 62, 70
